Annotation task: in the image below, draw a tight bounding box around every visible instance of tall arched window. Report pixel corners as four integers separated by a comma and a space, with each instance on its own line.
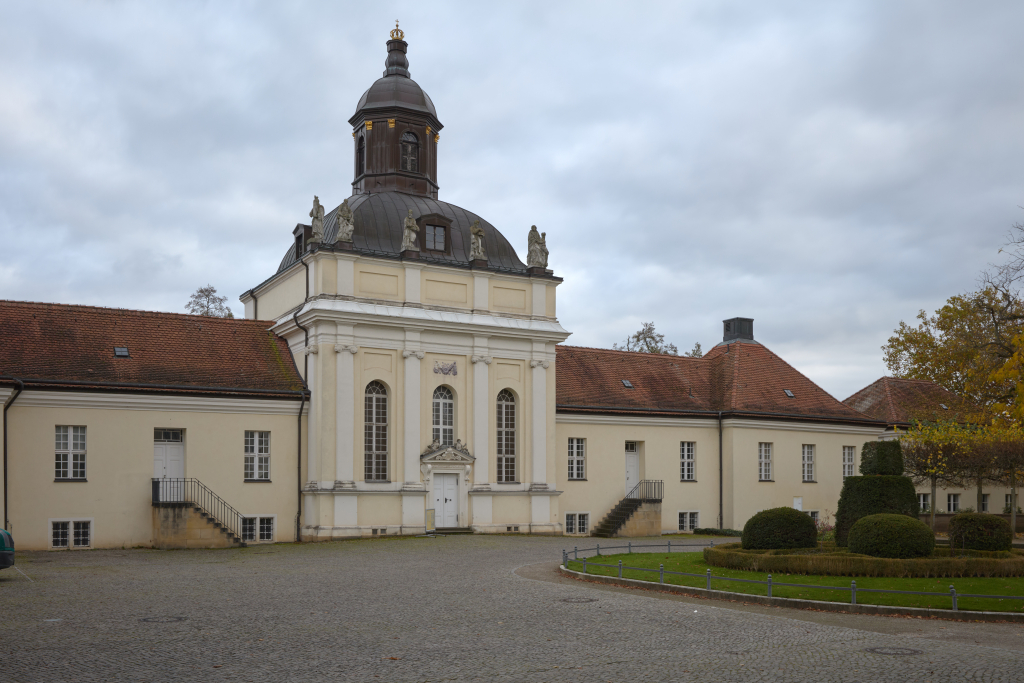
400, 131, 418, 172
496, 389, 516, 482
356, 136, 365, 176
364, 381, 388, 481
432, 386, 454, 446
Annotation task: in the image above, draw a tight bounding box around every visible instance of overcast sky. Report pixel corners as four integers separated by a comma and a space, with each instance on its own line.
2, 1, 1022, 400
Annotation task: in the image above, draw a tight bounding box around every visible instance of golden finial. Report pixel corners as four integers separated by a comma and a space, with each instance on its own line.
390, 20, 404, 40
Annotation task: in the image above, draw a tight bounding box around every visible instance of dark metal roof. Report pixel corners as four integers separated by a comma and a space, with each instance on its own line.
276, 192, 531, 275
353, 75, 438, 121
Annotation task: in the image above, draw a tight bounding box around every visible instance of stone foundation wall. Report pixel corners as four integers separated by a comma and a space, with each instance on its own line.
152, 505, 237, 549
616, 503, 662, 537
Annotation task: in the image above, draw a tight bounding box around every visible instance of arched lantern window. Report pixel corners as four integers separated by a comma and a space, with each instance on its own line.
400, 131, 419, 173
432, 386, 454, 446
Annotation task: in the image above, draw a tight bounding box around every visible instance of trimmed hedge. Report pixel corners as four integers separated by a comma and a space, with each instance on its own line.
741, 507, 817, 550
848, 513, 935, 559
834, 475, 919, 546
859, 440, 904, 476
703, 543, 1024, 578
949, 512, 1013, 552
693, 528, 743, 537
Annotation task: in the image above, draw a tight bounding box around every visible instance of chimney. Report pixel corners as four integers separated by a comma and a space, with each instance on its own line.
723, 317, 754, 343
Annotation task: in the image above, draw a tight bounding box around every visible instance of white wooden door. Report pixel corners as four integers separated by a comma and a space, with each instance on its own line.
154, 443, 185, 500
625, 450, 639, 495
433, 474, 459, 527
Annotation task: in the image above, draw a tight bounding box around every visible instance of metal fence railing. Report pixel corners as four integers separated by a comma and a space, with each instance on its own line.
561, 543, 1024, 613
152, 478, 245, 542
625, 480, 663, 502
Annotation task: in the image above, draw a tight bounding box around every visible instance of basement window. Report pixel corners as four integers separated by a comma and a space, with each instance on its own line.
114, 347, 130, 358
621, 380, 634, 388
784, 389, 794, 398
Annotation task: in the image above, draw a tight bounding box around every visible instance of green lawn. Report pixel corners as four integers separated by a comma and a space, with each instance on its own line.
565, 551, 1024, 613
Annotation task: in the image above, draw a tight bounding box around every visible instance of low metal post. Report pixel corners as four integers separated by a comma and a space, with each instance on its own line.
767, 574, 772, 598
706, 568, 711, 590
851, 580, 857, 605
597, 543, 600, 556
618, 560, 623, 578
583, 558, 587, 573
628, 541, 632, 554
668, 540, 672, 553
950, 585, 957, 611
659, 563, 664, 584
574, 546, 578, 560
563, 550, 567, 566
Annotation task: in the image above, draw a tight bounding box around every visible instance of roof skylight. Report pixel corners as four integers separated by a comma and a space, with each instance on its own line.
114, 347, 130, 358
784, 389, 794, 398
621, 380, 634, 388
940, 403, 949, 410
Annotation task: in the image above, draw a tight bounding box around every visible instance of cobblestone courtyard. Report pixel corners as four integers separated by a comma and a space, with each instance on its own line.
3, 535, 1024, 682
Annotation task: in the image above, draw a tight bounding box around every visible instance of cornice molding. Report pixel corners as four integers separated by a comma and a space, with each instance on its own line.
556, 413, 884, 434
9, 390, 302, 415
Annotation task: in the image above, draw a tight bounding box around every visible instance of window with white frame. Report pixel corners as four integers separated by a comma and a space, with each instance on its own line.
565, 513, 589, 535
364, 381, 389, 481
918, 493, 931, 512
496, 389, 516, 482
758, 442, 773, 481
242, 516, 274, 542
55, 426, 87, 480
948, 493, 960, 512
51, 520, 90, 548
982, 493, 990, 512
244, 431, 270, 481
432, 386, 454, 446
680, 442, 695, 481
807, 510, 819, 523
842, 446, 855, 478
802, 445, 816, 482
678, 511, 699, 531
567, 438, 585, 480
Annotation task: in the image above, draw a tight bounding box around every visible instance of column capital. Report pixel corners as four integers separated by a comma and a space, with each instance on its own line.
305, 344, 320, 355
402, 350, 425, 359
529, 359, 549, 369
334, 344, 359, 354
471, 355, 492, 365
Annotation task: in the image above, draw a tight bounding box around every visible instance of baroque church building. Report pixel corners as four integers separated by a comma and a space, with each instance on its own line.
12, 28, 1006, 551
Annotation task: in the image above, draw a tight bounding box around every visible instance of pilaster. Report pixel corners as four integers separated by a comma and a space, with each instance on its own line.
334, 326, 358, 486
471, 340, 491, 486
403, 329, 425, 488
530, 355, 550, 487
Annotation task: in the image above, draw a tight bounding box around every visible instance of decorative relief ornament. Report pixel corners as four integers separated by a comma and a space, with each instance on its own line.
527, 225, 549, 268
530, 359, 549, 369
309, 196, 325, 245
401, 209, 420, 252
390, 20, 404, 40
335, 199, 354, 243
305, 344, 320, 355
434, 361, 457, 376
469, 220, 487, 261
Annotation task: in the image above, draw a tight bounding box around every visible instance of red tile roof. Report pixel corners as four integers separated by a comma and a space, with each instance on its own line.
556, 342, 882, 425
842, 376, 963, 426
0, 300, 305, 398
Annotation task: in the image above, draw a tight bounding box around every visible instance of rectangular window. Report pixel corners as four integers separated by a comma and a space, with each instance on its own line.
73, 521, 91, 547
51, 520, 90, 548
567, 438, 586, 480
244, 431, 271, 481
496, 392, 516, 483
758, 443, 773, 481
242, 516, 274, 542
948, 493, 960, 513
680, 442, 695, 481
52, 521, 69, 548
982, 493, 990, 512
565, 513, 588, 535
842, 446, 855, 478
802, 445, 815, 482
425, 225, 445, 251
918, 493, 931, 512
55, 426, 87, 480
678, 511, 699, 531
808, 510, 819, 523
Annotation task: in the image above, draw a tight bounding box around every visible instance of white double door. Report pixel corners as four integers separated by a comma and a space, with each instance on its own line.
154, 442, 185, 501
625, 451, 639, 495
432, 473, 459, 528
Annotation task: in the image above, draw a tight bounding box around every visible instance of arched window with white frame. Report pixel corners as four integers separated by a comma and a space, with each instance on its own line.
432, 386, 454, 446
496, 389, 516, 482
364, 381, 388, 481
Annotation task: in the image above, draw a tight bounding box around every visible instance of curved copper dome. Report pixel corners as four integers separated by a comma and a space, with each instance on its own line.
278, 192, 530, 275
354, 75, 437, 120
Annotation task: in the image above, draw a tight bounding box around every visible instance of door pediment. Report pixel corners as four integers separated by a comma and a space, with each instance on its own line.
420, 439, 474, 463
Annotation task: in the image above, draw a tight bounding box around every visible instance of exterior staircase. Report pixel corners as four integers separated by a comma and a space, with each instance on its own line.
151, 478, 247, 548
592, 480, 664, 538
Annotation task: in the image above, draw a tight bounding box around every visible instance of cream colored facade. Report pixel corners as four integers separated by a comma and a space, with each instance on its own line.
242, 248, 569, 538
1, 387, 303, 551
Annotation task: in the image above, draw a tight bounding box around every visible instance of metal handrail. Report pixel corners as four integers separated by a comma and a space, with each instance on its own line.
561, 545, 1024, 612
152, 478, 245, 541
624, 479, 663, 502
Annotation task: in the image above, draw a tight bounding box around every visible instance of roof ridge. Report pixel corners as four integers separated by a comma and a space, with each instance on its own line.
557, 344, 701, 361
0, 299, 275, 325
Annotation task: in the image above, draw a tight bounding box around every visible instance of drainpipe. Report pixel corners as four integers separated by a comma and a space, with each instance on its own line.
293, 255, 311, 542
2, 377, 25, 532
295, 391, 305, 542
718, 411, 724, 530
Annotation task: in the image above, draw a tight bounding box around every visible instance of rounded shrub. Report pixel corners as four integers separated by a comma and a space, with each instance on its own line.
834, 475, 919, 546
948, 512, 1013, 552
847, 513, 935, 559
741, 507, 818, 550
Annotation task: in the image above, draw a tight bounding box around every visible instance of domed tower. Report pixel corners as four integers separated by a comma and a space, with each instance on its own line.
349, 24, 442, 199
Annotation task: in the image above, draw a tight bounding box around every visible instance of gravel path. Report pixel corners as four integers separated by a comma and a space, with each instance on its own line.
3, 535, 1023, 682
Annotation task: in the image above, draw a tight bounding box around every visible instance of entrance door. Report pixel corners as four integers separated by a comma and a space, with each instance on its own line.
625, 442, 639, 495
154, 429, 185, 501
433, 473, 459, 527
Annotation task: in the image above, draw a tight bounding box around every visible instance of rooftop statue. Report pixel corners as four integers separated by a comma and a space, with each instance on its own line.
309, 196, 325, 244
469, 220, 487, 261
527, 225, 548, 269
401, 209, 420, 252
335, 199, 354, 243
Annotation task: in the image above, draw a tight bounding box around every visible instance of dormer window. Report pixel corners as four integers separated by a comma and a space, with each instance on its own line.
424, 224, 446, 251
114, 347, 129, 358
400, 131, 419, 172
